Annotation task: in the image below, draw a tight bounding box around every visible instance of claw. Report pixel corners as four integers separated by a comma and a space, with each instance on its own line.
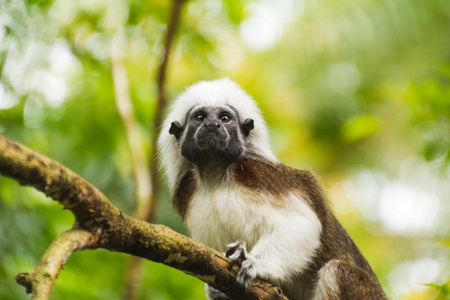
236, 255, 259, 289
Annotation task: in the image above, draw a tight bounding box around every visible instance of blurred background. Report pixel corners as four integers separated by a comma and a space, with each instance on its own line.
0, 0, 449, 299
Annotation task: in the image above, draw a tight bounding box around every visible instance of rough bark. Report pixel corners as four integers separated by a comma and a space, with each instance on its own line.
0, 134, 287, 300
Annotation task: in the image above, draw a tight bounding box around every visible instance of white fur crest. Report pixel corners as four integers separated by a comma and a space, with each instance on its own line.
157, 78, 277, 191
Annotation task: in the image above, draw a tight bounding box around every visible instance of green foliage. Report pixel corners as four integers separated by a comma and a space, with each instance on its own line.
0, 0, 449, 299
425, 282, 450, 298
404, 76, 450, 162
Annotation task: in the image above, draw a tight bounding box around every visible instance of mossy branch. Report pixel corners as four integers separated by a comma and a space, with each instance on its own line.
15, 228, 99, 300
0, 134, 287, 300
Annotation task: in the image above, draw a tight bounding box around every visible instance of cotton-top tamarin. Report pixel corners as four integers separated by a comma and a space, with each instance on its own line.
157, 78, 387, 300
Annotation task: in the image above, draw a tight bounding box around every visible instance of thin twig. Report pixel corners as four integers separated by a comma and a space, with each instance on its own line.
148, 0, 187, 222
15, 228, 99, 300
111, 31, 153, 221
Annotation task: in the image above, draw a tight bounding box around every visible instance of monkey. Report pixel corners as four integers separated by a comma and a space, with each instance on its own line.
157, 78, 387, 300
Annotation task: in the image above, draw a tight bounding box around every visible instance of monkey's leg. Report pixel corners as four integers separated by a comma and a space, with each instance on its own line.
313, 259, 387, 300
204, 283, 231, 300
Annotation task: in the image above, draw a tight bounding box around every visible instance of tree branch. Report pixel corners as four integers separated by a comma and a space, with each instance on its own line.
15, 228, 99, 300
111, 30, 152, 221
0, 134, 287, 300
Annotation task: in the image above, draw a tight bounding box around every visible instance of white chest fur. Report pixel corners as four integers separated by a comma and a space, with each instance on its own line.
183, 174, 323, 300
185, 183, 268, 252
184, 180, 323, 278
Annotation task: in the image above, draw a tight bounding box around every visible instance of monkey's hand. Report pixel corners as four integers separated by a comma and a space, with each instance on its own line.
226, 241, 262, 289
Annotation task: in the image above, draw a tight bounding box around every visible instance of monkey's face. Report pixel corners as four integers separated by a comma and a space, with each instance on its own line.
169, 106, 254, 168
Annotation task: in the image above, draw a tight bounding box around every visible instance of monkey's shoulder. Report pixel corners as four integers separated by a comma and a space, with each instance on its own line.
232, 158, 324, 197
173, 170, 197, 220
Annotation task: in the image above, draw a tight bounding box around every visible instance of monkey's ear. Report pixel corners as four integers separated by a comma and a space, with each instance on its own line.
242, 118, 254, 136
169, 121, 184, 140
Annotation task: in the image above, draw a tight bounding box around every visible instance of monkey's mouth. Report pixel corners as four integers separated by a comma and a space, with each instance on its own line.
195, 131, 228, 150
181, 129, 242, 167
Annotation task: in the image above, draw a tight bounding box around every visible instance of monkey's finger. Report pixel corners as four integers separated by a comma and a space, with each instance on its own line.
236, 269, 254, 289
228, 247, 246, 261
226, 240, 246, 249
236, 258, 259, 289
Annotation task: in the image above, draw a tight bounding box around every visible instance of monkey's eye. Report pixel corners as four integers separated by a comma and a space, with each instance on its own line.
194, 114, 206, 123
220, 114, 231, 123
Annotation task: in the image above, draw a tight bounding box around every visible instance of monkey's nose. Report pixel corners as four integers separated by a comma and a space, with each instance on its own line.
205, 121, 220, 130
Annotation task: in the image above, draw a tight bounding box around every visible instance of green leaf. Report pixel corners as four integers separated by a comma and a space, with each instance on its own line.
340, 114, 380, 143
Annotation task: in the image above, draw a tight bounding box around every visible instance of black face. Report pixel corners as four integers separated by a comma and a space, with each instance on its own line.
169, 106, 254, 168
